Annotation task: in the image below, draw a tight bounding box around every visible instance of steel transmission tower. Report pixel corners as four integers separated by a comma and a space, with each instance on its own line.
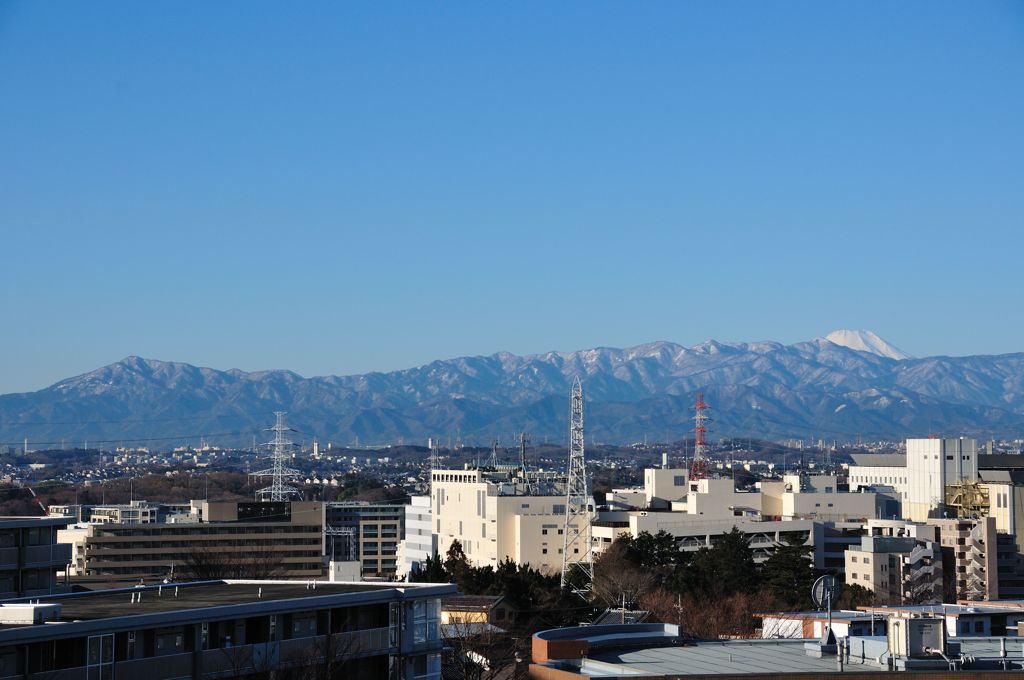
254, 412, 301, 501
561, 376, 594, 594
689, 392, 711, 481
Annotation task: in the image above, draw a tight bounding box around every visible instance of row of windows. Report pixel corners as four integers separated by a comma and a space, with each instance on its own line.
90, 539, 322, 549
96, 526, 321, 537
88, 551, 322, 562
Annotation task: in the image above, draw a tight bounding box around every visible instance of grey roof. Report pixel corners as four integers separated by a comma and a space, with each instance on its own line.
0, 580, 457, 642
849, 453, 906, 468
0, 516, 74, 528
588, 639, 884, 676
979, 454, 1024, 470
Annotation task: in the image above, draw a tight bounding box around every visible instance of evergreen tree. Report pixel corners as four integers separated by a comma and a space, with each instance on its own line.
628, 530, 684, 569
761, 533, 818, 609
679, 527, 756, 596
410, 552, 449, 583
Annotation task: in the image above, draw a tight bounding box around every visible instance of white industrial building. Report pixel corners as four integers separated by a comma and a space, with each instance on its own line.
848, 437, 979, 521
431, 466, 592, 573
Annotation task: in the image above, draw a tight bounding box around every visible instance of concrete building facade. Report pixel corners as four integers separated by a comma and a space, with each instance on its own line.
0, 516, 73, 599
62, 501, 325, 582
324, 502, 404, 579
400, 495, 436, 578
431, 467, 591, 574
0, 579, 453, 680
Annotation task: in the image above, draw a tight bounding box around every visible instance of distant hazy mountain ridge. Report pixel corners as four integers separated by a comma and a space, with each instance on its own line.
2, 331, 1023, 447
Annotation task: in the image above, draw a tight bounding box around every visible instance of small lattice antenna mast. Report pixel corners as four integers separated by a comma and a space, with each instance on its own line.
429, 438, 440, 491
253, 411, 301, 501
519, 431, 533, 494
561, 376, 594, 595
689, 393, 711, 481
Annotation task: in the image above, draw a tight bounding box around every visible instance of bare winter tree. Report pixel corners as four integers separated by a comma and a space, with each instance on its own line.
181, 546, 286, 580
592, 542, 658, 610
282, 630, 363, 680
640, 588, 779, 640
441, 619, 524, 680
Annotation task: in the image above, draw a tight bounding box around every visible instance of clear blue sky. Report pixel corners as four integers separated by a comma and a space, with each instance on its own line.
2, 1, 1022, 393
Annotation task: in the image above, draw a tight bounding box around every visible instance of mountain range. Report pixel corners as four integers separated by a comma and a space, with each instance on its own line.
2, 330, 1023, 449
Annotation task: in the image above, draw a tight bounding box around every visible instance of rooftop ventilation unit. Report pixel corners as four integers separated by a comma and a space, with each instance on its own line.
0, 603, 62, 625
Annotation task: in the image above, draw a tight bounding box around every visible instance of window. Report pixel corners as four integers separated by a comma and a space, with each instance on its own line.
852, 556, 858, 563
87, 634, 113, 680
674, 475, 685, 486
975, 621, 984, 633
542, 548, 547, 554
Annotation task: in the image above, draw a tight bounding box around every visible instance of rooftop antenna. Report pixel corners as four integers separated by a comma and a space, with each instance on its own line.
518, 432, 533, 493
429, 438, 439, 491
812, 574, 841, 649
561, 376, 594, 596
689, 392, 711, 481
253, 412, 301, 501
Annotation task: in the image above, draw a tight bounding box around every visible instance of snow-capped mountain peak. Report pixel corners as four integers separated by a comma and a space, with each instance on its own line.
823, 329, 912, 360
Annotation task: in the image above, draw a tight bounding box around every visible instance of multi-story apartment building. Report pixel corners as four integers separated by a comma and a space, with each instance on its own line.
0, 579, 453, 680
61, 501, 325, 582
594, 513, 863, 574
0, 516, 73, 599
928, 516, 999, 601
325, 502, 404, 579
844, 527, 942, 604
431, 466, 591, 573
89, 501, 161, 524
50, 502, 194, 524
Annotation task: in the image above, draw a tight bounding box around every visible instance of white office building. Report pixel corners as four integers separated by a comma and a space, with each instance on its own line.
400, 495, 437, 577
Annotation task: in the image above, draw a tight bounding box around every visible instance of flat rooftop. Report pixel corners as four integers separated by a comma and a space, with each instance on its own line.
543, 637, 1024, 677
2, 580, 448, 627
0, 516, 74, 528
587, 639, 886, 676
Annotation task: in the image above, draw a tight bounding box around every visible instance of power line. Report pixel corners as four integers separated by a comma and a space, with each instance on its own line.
0, 429, 261, 448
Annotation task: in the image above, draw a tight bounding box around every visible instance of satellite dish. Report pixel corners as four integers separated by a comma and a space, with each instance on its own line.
812, 575, 841, 610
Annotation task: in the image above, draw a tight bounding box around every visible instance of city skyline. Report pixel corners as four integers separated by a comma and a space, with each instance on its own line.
3, 2, 1022, 393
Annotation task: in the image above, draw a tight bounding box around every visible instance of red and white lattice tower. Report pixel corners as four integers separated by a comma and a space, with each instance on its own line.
689, 392, 710, 481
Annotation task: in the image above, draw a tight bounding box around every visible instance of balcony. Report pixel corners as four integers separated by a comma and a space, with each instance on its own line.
0, 628, 397, 680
